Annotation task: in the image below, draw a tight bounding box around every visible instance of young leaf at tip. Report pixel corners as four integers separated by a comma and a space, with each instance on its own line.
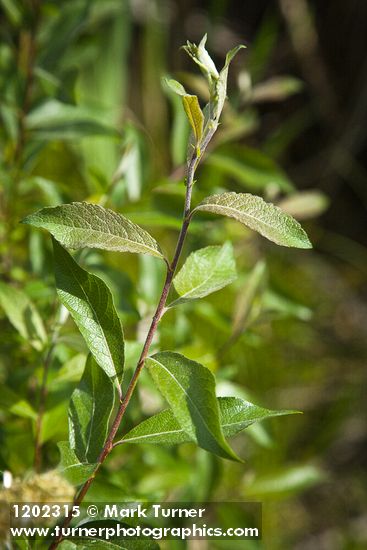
169, 241, 237, 307
52, 239, 125, 382
69, 355, 115, 464
146, 351, 242, 462
183, 34, 219, 81
164, 77, 204, 148
163, 77, 187, 96
214, 44, 246, 121
120, 396, 301, 446
193, 192, 312, 249
182, 95, 204, 146
22, 202, 164, 259
183, 34, 245, 123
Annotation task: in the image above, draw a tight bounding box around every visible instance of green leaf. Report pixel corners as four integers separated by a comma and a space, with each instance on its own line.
25, 99, 119, 140
22, 202, 163, 259
167, 91, 191, 166
121, 397, 299, 445
62, 523, 159, 549
170, 242, 237, 306
0, 281, 47, 350
60, 541, 127, 550
232, 260, 267, 335
182, 95, 204, 144
214, 45, 246, 121
206, 145, 294, 192
244, 465, 324, 498
52, 239, 125, 381
183, 34, 219, 81
19, 176, 63, 206
0, 386, 37, 420
251, 76, 303, 103
194, 192, 312, 248
40, 402, 68, 443
69, 355, 115, 463
263, 290, 312, 321
146, 352, 241, 461
58, 442, 97, 486
182, 36, 244, 139
164, 77, 187, 96
51, 353, 86, 385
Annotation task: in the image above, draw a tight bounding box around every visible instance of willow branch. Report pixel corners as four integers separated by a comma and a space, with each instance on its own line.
48, 150, 200, 550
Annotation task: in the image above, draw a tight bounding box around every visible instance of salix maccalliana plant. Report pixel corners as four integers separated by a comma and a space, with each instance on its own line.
23, 35, 312, 548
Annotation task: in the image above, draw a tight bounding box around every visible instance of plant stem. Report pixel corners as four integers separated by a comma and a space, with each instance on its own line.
48, 152, 199, 550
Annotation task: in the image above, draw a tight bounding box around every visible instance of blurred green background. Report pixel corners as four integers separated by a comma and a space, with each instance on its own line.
0, 1, 366, 549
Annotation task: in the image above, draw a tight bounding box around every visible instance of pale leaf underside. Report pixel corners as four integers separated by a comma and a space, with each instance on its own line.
194, 192, 312, 248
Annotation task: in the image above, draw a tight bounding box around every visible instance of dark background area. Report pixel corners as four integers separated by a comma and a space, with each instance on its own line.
187, 1, 365, 246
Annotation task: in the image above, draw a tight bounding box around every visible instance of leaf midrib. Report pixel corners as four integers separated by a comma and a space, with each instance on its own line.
123, 417, 254, 443
123, 428, 183, 443
198, 200, 287, 239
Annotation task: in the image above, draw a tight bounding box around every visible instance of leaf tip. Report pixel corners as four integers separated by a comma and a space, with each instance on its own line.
298, 233, 313, 250
20, 214, 33, 226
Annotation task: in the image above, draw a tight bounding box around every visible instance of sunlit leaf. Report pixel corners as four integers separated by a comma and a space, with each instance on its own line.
146, 352, 241, 461
164, 77, 187, 96
0, 281, 47, 350
121, 396, 299, 446
22, 202, 164, 259
194, 192, 312, 248
52, 239, 125, 381
182, 95, 204, 144
58, 442, 97, 486
170, 242, 237, 306
69, 355, 115, 463
214, 44, 246, 121
183, 34, 219, 81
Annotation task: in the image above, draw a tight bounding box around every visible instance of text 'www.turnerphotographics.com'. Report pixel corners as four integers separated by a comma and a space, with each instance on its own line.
8, 502, 262, 541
